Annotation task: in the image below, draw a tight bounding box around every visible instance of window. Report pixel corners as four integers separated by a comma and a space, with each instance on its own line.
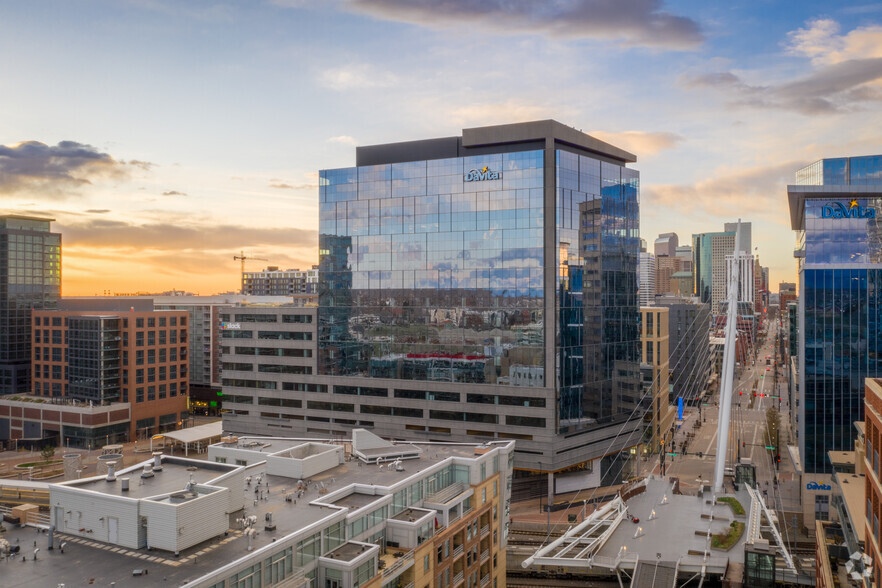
148, 317, 155, 328
424, 554, 430, 571
147, 331, 155, 346
136, 331, 144, 347
159, 316, 166, 327
136, 387, 144, 403
815, 495, 830, 521
136, 317, 144, 328
147, 367, 156, 383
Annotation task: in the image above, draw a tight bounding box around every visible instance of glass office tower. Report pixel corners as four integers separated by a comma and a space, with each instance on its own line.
788, 155, 882, 473
0, 216, 61, 394
316, 121, 642, 479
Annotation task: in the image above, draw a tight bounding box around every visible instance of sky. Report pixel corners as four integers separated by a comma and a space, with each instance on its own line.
2, 0, 882, 296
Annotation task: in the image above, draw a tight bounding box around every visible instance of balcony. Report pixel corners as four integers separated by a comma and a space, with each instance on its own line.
480, 524, 489, 538
381, 548, 414, 580
480, 574, 490, 587
453, 544, 464, 559
480, 549, 489, 563
452, 571, 464, 587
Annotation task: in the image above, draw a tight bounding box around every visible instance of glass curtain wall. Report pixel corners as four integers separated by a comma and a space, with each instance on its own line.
556, 150, 640, 430
318, 151, 545, 384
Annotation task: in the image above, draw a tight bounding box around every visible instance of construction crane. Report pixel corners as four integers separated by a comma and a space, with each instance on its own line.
234, 250, 268, 294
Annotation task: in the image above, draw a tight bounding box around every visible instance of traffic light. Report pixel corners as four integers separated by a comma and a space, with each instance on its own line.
775, 454, 781, 463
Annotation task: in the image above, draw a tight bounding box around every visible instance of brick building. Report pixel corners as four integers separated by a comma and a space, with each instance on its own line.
30, 308, 189, 441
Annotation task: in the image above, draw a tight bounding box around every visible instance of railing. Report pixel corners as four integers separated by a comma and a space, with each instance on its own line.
448, 511, 461, 525
382, 549, 414, 578
402, 582, 415, 588
453, 544, 464, 558
480, 549, 489, 563
480, 524, 489, 537
480, 574, 490, 587
452, 571, 464, 586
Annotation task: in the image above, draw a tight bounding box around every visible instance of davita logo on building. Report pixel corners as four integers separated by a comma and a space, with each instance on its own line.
465, 166, 501, 182
821, 199, 876, 219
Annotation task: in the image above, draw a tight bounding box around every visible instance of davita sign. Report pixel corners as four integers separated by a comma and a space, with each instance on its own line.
821, 199, 876, 219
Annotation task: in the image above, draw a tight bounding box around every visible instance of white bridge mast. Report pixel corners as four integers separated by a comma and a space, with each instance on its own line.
713, 221, 742, 493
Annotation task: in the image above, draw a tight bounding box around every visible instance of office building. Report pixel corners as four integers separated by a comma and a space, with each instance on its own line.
654, 232, 678, 257
788, 154, 882, 474
640, 306, 674, 450
655, 254, 682, 297
669, 270, 693, 297
723, 221, 752, 256
29, 305, 189, 442
675, 244, 693, 273
639, 251, 656, 306
655, 295, 711, 404
693, 222, 752, 315
693, 231, 734, 314
228, 121, 643, 491
779, 282, 797, 313
0, 215, 61, 394
242, 266, 319, 296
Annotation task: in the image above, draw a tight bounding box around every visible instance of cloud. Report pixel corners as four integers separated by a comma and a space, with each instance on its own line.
327, 135, 358, 146
268, 182, 317, 190
126, 159, 155, 171
643, 160, 806, 218
345, 0, 704, 50
0, 140, 129, 198
85, 209, 111, 214
786, 18, 882, 66
318, 64, 398, 91
57, 219, 317, 251
589, 130, 683, 157
681, 57, 882, 115
162, 190, 188, 196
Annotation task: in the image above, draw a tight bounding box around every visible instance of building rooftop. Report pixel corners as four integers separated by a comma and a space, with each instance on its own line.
835, 471, 867, 544
354, 120, 637, 167
5, 434, 513, 588
63, 456, 237, 500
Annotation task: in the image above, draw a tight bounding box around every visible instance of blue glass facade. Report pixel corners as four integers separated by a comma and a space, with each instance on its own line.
318, 145, 640, 433
802, 268, 882, 472
792, 156, 882, 473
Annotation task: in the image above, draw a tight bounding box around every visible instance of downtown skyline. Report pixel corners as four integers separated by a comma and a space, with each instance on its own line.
2, 0, 882, 295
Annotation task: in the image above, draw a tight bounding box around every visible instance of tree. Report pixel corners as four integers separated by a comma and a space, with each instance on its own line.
40, 445, 55, 463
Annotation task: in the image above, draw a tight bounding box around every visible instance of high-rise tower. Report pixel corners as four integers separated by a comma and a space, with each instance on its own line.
0, 216, 61, 394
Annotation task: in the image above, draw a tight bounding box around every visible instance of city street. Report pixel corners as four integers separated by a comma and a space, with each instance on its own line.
642, 315, 805, 541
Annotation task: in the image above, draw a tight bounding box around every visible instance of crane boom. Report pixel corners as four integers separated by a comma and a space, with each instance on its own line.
233, 250, 268, 293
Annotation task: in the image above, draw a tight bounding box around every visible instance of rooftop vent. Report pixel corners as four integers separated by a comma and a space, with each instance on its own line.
152, 452, 163, 472
121, 477, 130, 492
141, 463, 154, 479
106, 463, 117, 482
